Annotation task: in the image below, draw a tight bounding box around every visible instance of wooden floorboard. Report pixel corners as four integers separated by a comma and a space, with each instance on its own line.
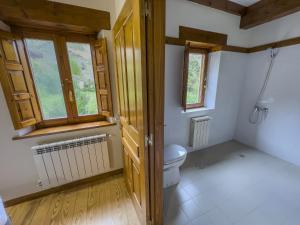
5, 175, 140, 225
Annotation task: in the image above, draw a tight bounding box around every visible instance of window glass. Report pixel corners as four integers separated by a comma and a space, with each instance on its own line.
26, 39, 67, 120
186, 53, 203, 105
67, 42, 98, 116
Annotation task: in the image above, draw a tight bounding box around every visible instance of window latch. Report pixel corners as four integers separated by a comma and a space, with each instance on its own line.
145, 134, 153, 147
69, 90, 74, 102
144, 1, 151, 18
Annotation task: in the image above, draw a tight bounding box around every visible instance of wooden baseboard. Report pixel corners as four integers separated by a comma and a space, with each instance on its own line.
4, 168, 123, 207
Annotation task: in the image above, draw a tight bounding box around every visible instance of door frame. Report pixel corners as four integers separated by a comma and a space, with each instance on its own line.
113, 0, 165, 224
145, 0, 165, 225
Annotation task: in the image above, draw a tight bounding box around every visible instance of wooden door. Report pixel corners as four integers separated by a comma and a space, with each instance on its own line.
113, 0, 149, 224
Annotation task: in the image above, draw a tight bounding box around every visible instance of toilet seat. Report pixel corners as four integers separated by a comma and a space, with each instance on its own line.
164, 144, 187, 165
163, 144, 187, 188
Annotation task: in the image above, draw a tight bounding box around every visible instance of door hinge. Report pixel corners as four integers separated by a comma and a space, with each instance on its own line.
145, 134, 153, 147
145, 1, 151, 18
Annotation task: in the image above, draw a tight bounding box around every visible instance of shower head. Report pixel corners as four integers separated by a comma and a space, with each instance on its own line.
270, 48, 279, 58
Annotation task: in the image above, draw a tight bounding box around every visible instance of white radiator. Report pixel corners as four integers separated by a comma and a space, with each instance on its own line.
32, 134, 110, 188
190, 116, 211, 150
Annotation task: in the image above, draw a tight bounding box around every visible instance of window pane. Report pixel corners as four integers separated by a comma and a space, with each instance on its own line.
26, 39, 67, 120
67, 42, 98, 116
186, 53, 203, 105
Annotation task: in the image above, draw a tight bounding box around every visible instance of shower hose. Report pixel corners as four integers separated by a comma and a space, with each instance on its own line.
249, 48, 279, 125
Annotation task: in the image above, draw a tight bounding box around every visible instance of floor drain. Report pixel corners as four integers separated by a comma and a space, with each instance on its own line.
239, 154, 245, 158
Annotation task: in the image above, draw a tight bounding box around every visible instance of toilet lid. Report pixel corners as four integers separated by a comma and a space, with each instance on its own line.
164, 145, 187, 165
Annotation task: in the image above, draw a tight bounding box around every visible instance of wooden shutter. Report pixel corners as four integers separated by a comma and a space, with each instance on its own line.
0, 32, 41, 130
92, 38, 113, 117
182, 44, 190, 111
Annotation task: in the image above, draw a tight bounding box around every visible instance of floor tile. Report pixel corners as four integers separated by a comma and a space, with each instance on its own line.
205, 207, 233, 225
164, 207, 189, 225
192, 194, 216, 213
180, 199, 209, 220
235, 208, 281, 225
190, 213, 212, 225
164, 141, 300, 225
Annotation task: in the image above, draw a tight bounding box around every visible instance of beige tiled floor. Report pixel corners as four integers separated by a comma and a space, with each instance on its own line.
164, 141, 300, 225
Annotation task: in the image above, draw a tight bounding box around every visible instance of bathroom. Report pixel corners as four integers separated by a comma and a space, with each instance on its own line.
163, 0, 300, 225
1, 0, 300, 224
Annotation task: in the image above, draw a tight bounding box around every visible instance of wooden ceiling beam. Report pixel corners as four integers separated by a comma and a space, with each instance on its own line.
0, 0, 111, 34
179, 26, 228, 46
240, 0, 300, 29
0, 21, 10, 32
188, 0, 300, 29
165, 36, 249, 53
166, 35, 300, 54
188, 0, 246, 16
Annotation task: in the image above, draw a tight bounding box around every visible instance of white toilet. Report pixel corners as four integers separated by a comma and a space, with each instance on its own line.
163, 144, 187, 188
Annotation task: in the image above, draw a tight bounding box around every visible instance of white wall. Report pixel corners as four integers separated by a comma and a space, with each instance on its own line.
165, 0, 300, 169
167, 0, 300, 48
0, 87, 123, 200
164, 45, 247, 150
247, 11, 300, 47
114, 0, 125, 19
166, 0, 250, 46
165, 0, 248, 151
0, 0, 124, 201
235, 45, 300, 166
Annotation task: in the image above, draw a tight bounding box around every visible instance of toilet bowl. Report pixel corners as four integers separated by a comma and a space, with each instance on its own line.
163, 144, 187, 188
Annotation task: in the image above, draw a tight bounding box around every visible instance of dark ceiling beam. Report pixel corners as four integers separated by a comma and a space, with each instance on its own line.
0, 0, 111, 34
179, 26, 228, 46
188, 0, 246, 16
240, 0, 300, 29
0, 21, 10, 32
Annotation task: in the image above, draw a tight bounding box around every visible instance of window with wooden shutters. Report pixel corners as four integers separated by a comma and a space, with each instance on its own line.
0, 30, 113, 130
0, 32, 41, 129
182, 44, 208, 110
92, 38, 113, 117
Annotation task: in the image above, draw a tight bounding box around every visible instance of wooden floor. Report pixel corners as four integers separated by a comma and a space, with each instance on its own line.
5, 175, 140, 225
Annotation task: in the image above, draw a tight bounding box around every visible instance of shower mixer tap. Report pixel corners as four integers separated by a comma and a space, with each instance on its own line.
249, 48, 279, 125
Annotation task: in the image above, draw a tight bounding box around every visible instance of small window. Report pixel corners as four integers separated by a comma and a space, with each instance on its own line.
26, 39, 67, 120
66, 42, 98, 116
182, 46, 208, 110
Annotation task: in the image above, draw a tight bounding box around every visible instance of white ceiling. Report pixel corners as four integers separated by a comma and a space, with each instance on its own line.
229, 0, 260, 7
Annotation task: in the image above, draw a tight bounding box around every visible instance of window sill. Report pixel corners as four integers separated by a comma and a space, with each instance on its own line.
181, 107, 214, 114
12, 121, 117, 140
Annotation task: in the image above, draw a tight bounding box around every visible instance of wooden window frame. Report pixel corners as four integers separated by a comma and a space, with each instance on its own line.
182, 45, 208, 110
15, 28, 108, 128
